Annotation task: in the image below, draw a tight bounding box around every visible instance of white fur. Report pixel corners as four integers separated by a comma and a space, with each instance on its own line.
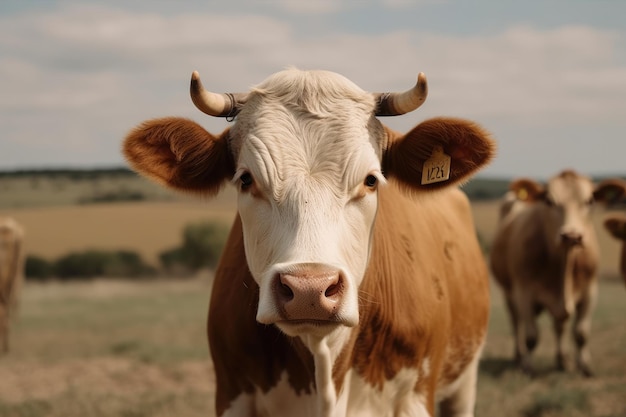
347, 369, 430, 417
230, 69, 386, 349
225, 368, 432, 417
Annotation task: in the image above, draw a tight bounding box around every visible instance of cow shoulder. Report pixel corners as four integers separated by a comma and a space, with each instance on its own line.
355, 183, 486, 389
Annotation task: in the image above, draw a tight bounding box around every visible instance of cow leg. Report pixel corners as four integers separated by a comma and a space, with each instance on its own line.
0, 311, 9, 353
552, 314, 569, 372
438, 345, 482, 417
503, 294, 537, 366
0, 324, 8, 353
511, 290, 535, 375
502, 295, 520, 362
573, 284, 597, 377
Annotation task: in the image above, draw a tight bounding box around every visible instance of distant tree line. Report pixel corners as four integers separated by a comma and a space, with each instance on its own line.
0, 167, 134, 180
25, 220, 230, 281
4, 168, 623, 202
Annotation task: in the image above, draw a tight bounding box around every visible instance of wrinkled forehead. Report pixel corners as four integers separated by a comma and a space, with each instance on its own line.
229, 69, 382, 157
547, 171, 594, 203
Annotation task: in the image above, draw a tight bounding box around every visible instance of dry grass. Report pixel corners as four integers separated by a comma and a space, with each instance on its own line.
0, 200, 236, 266
1, 276, 624, 417
0, 277, 215, 417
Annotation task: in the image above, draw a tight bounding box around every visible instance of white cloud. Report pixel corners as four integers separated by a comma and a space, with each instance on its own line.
1, 3, 625, 176
267, 0, 341, 14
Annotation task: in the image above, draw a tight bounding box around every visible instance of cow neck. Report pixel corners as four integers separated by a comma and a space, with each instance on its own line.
560, 248, 577, 318
349, 184, 439, 392
553, 244, 596, 318
300, 334, 339, 417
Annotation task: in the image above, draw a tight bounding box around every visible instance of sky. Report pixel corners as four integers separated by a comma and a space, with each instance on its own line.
1, 0, 625, 179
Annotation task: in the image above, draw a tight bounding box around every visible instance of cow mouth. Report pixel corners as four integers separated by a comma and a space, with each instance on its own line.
275, 319, 344, 337
278, 319, 340, 327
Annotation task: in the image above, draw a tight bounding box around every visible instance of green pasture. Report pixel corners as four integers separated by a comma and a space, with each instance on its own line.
1, 276, 624, 417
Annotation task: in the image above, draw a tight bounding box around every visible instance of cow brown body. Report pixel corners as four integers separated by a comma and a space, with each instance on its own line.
490, 170, 625, 376
0, 217, 24, 353
124, 68, 495, 416
209, 182, 489, 416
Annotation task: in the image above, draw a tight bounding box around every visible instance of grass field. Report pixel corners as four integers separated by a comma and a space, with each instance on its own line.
0, 199, 237, 266
0, 276, 624, 417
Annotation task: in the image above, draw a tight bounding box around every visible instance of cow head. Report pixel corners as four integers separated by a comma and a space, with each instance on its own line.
511, 170, 626, 249
124, 69, 495, 340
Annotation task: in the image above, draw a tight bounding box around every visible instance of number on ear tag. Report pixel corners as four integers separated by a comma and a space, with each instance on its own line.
421, 146, 451, 185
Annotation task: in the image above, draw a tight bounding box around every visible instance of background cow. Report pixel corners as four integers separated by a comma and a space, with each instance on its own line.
603, 212, 626, 286
490, 170, 626, 377
124, 68, 495, 417
0, 217, 24, 353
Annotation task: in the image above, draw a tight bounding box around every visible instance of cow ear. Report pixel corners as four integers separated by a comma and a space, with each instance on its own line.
123, 117, 234, 195
382, 117, 496, 192
604, 213, 626, 240
509, 178, 545, 202
593, 179, 626, 204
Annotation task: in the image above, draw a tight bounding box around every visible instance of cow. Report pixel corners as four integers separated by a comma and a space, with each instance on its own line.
490, 170, 626, 377
603, 212, 626, 286
0, 217, 24, 353
123, 68, 496, 417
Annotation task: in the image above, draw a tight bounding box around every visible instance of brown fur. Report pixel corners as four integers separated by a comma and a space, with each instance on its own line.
603, 212, 626, 286
0, 217, 24, 353
205, 182, 489, 416
123, 117, 234, 195
383, 117, 496, 192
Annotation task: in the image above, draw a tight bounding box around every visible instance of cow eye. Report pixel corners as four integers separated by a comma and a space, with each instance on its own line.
364, 175, 378, 188
240, 172, 253, 190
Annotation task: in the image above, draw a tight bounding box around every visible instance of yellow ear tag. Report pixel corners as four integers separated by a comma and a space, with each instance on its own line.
421, 146, 451, 185
517, 188, 528, 201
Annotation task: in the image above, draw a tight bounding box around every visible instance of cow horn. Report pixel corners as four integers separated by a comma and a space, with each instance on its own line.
374, 72, 428, 116
190, 71, 247, 118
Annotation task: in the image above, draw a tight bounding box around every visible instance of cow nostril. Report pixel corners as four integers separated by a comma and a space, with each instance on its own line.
560, 232, 582, 246
277, 280, 294, 301
325, 280, 342, 298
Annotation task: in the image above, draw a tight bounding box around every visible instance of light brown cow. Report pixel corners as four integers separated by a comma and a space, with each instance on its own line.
0, 217, 24, 353
490, 170, 626, 377
124, 68, 495, 417
603, 212, 626, 285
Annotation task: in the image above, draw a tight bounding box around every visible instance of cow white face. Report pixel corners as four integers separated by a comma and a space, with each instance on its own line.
228, 71, 386, 335
512, 171, 626, 250
542, 172, 595, 248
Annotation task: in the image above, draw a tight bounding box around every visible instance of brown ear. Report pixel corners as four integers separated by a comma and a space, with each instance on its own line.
123, 117, 234, 195
509, 178, 545, 202
593, 179, 626, 204
604, 213, 626, 241
382, 117, 496, 192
